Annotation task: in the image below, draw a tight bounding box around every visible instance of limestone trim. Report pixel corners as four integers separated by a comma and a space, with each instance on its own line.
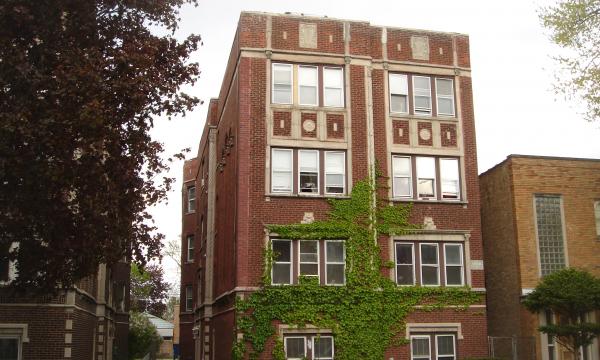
204, 126, 217, 305
0, 323, 29, 342
277, 324, 333, 338
405, 322, 463, 339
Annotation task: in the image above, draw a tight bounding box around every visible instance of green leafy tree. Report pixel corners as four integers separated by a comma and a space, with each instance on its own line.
523, 268, 600, 360
539, 0, 600, 121
128, 311, 163, 360
0, 0, 200, 293
130, 263, 171, 317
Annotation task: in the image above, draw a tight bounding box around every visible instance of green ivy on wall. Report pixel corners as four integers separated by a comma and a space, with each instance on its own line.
233, 178, 480, 359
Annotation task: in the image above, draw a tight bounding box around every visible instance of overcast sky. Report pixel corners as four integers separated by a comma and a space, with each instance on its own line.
150, 0, 600, 287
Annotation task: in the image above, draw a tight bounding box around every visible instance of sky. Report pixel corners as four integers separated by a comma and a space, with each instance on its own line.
150, 0, 600, 287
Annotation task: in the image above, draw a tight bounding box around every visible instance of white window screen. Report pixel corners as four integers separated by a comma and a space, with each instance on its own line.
285, 337, 306, 359
436, 335, 456, 360
272, 240, 292, 284
436, 78, 455, 116
416, 157, 436, 199
299, 66, 318, 105
272, 63, 292, 104
444, 244, 463, 286
299, 150, 319, 194
313, 336, 334, 360
299, 240, 319, 277
420, 243, 439, 286
535, 196, 566, 276
325, 241, 345, 285
324, 67, 344, 107
440, 158, 460, 200
325, 152, 345, 194
395, 243, 415, 285
413, 76, 432, 115
389, 73, 408, 113
393, 156, 412, 198
411, 336, 431, 360
272, 149, 293, 193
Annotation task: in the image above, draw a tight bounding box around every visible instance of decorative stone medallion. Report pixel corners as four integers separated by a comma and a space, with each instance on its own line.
303, 119, 316, 132
419, 127, 431, 141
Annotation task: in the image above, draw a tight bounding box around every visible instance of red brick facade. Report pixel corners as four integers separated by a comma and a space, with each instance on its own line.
180, 12, 487, 360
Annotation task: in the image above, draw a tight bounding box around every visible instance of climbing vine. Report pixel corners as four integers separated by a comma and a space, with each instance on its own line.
233, 177, 480, 359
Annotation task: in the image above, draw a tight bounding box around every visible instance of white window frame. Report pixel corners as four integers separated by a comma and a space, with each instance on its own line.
594, 201, 600, 238
324, 151, 346, 195
413, 75, 432, 116
298, 65, 319, 106
284, 336, 307, 360
323, 67, 344, 108
187, 186, 196, 213
411, 335, 432, 360
392, 155, 413, 198
271, 148, 294, 194
187, 235, 194, 263
0, 335, 22, 360
435, 78, 455, 117
271, 240, 293, 285
389, 73, 409, 114
395, 242, 416, 286
420, 243, 440, 286
443, 243, 464, 286
312, 335, 335, 360
298, 240, 320, 279
440, 158, 460, 201
185, 285, 193, 312
416, 157, 437, 200
272, 63, 293, 104
435, 334, 456, 360
298, 150, 320, 195
325, 240, 346, 286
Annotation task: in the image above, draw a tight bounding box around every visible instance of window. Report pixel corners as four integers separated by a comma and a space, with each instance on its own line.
0, 336, 20, 360
545, 310, 556, 360
299, 150, 319, 194
420, 243, 440, 286
187, 186, 196, 213
186, 235, 194, 262
284, 335, 334, 360
271, 149, 346, 196
272, 149, 293, 193
595, 201, 600, 237
392, 156, 412, 198
395, 243, 415, 285
416, 157, 436, 199
299, 66, 319, 105
535, 195, 566, 276
411, 334, 456, 360
185, 285, 193, 312
440, 159, 460, 200
389, 73, 409, 113
273, 63, 293, 104
323, 67, 344, 107
272, 240, 346, 285
324, 152, 345, 194
392, 155, 461, 202
413, 76, 432, 115
436, 79, 455, 116
444, 244, 464, 286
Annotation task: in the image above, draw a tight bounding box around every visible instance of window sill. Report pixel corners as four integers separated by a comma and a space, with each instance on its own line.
271, 103, 346, 112
185, 211, 196, 215
266, 193, 351, 200
389, 113, 458, 122
391, 198, 468, 205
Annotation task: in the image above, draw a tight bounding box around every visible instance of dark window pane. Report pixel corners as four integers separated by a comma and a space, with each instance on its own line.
314, 337, 333, 358
422, 266, 439, 285
437, 335, 455, 356
396, 265, 414, 285
272, 263, 291, 284
285, 337, 305, 358
412, 337, 430, 356
300, 173, 319, 193
446, 266, 462, 286
300, 263, 318, 276
272, 241, 291, 262
396, 244, 413, 264
421, 245, 438, 265
0, 338, 18, 360
326, 242, 344, 262
326, 264, 345, 285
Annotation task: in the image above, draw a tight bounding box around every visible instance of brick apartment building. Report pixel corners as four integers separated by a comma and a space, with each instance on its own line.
0, 260, 130, 360
180, 11, 487, 359
480, 155, 600, 360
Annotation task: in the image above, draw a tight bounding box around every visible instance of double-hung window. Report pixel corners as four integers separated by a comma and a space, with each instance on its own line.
416, 157, 436, 199
273, 64, 293, 104
284, 337, 306, 360
389, 74, 409, 114
325, 240, 346, 285
324, 152, 345, 194
284, 336, 334, 360
0, 336, 20, 360
395, 243, 415, 285
420, 243, 440, 286
444, 244, 464, 286
185, 285, 193, 311
272, 149, 293, 193
436, 335, 457, 360
411, 335, 431, 360
298, 66, 318, 106
299, 240, 319, 277
186, 235, 194, 262
299, 150, 319, 194
440, 159, 460, 200
393, 156, 412, 198
323, 67, 344, 107
413, 76, 432, 115
313, 336, 334, 359
436, 78, 455, 116
272, 240, 292, 285
187, 186, 196, 213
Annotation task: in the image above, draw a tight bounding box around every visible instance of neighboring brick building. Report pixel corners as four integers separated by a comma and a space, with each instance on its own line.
0, 261, 130, 360
180, 11, 487, 359
480, 155, 600, 360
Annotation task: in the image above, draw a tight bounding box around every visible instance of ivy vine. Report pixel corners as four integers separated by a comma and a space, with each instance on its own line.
233, 177, 481, 359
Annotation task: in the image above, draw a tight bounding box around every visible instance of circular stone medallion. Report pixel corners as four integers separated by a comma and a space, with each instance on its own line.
303, 119, 316, 132
419, 128, 432, 141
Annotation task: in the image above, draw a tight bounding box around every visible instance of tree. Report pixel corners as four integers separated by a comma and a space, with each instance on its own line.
162, 296, 180, 322
128, 311, 163, 360
523, 268, 600, 360
0, 1, 200, 293
539, 0, 600, 121
130, 263, 171, 318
